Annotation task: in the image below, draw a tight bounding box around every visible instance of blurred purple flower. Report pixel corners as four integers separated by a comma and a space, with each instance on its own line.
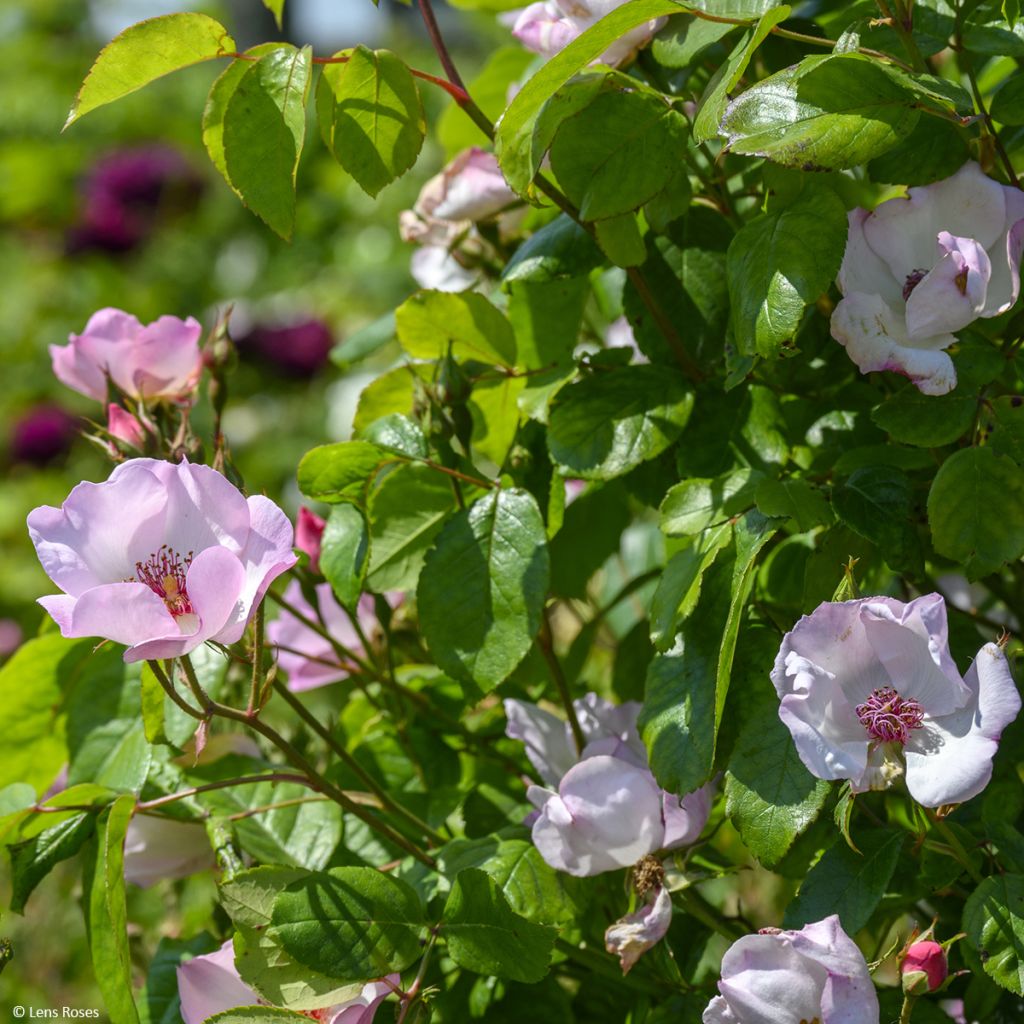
0, 619, 23, 656
10, 405, 79, 466
236, 319, 335, 378
68, 145, 203, 255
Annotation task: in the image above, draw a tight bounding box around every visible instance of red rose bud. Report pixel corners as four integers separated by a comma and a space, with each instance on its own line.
295, 507, 326, 573
107, 404, 145, 448
902, 940, 948, 994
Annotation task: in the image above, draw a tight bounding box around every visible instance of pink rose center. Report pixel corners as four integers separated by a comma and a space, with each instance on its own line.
136, 544, 194, 616
855, 686, 924, 744
902, 268, 928, 300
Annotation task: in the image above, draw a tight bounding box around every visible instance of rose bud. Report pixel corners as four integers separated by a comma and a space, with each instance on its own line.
902, 939, 948, 995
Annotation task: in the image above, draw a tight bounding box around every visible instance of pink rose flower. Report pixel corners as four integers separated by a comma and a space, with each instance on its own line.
123, 815, 214, 888
106, 404, 145, 447
512, 0, 665, 67
703, 916, 879, 1024
831, 162, 1024, 395
51, 308, 204, 403
176, 941, 399, 1024
771, 594, 1021, 807
28, 458, 296, 663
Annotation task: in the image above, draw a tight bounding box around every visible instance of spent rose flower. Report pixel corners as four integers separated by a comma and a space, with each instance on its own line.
703, 916, 879, 1024
177, 940, 399, 1024
512, 0, 665, 66
506, 694, 713, 876
123, 815, 214, 888
902, 939, 948, 995
51, 308, 204, 403
605, 884, 673, 974
772, 594, 1021, 807
831, 162, 1024, 395
28, 458, 296, 663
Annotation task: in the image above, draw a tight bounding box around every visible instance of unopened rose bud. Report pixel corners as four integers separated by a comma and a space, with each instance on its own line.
107, 404, 145, 447
295, 506, 326, 573
902, 939, 948, 994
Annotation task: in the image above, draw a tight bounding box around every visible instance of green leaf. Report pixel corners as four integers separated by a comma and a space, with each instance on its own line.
66, 13, 236, 127
363, 413, 429, 459
366, 462, 458, 591
660, 468, 762, 536
262, 0, 286, 28
441, 868, 555, 983
928, 447, 1024, 579
549, 88, 689, 220
223, 45, 312, 239
992, 72, 1024, 125
297, 441, 392, 505
755, 478, 834, 532
8, 812, 96, 913
721, 54, 920, 170
495, 0, 686, 193
965, 873, 1024, 995
395, 290, 516, 366
502, 214, 603, 284
833, 465, 922, 576
594, 213, 647, 268
438, 833, 579, 926
784, 828, 904, 934
141, 934, 219, 1024
547, 366, 694, 480
649, 523, 732, 652
867, 119, 970, 186
872, 384, 977, 447
83, 795, 138, 1024
683, 0, 788, 15
507, 278, 589, 370
726, 182, 847, 359
988, 395, 1024, 463
0, 634, 89, 793
320, 504, 370, 609
207, 1011, 311, 1024
693, 5, 792, 144
469, 376, 526, 466
319, 46, 425, 198
271, 867, 426, 981
418, 489, 549, 689
651, 14, 734, 69
725, 708, 830, 867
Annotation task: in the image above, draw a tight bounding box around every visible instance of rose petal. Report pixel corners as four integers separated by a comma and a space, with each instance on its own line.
177, 940, 259, 1024
904, 232, 991, 340
605, 886, 673, 974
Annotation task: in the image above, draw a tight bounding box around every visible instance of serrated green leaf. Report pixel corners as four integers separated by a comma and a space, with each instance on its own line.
965, 874, 1024, 994
872, 384, 977, 447
297, 441, 393, 506
755, 477, 834, 532
395, 290, 517, 366
418, 489, 549, 689
320, 504, 369, 609
66, 13, 236, 127
8, 812, 96, 914
660, 468, 762, 536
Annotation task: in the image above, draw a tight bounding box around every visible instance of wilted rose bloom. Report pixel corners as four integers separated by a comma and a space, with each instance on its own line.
68, 145, 203, 254
703, 916, 879, 1024
28, 458, 296, 663
772, 594, 1021, 807
901, 939, 948, 995
51, 308, 204, 403
831, 162, 1024, 395
505, 694, 713, 875
123, 815, 214, 888
295, 507, 326, 573
512, 0, 666, 66
236, 318, 334, 378
605, 885, 673, 974
268, 579, 377, 692
177, 940, 399, 1024
10, 405, 79, 466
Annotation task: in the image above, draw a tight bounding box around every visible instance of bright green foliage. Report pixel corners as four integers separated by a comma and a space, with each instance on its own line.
441, 868, 556, 983
396, 290, 516, 365
418, 489, 549, 689
320, 503, 370, 609
965, 874, 1024, 995
66, 13, 236, 127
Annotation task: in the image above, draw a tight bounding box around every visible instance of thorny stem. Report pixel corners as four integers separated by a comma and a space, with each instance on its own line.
248, 600, 265, 714
538, 608, 586, 754
396, 929, 438, 1023
875, 0, 929, 72
956, 44, 1021, 188
147, 659, 204, 721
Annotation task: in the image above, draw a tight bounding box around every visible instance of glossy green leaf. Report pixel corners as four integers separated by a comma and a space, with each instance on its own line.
8, 812, 96, 913
271, 867, 426, 981
319, 46, 425, 197
207, 1010, 310, 1024
927, 447, 1024, 579
320, 504, 370, 609
418, 489, 549, 689
441, 868, 555, 983
872, 384, 977, 447
992, 73, 1024, 124
726, 182, 847, 359
547, 366, 694, 480
721, 54, 920, 169
297, 441, 393, 505
66, 13, 236, 127
660, 468, 762, 536
965, 873, 1024, 995
395, 290, 517, 366
502, 214, 603, 284
755, 478, 834, 532
362, 413, 429, 459
262, 0, 286, 27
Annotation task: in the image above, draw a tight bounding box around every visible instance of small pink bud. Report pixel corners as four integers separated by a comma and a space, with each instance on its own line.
296, 506, 326, 573
107, 404, 145, 447
902, 940, 947, 994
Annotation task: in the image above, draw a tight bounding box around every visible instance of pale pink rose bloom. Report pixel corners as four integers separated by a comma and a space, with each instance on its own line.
28, 458, 296, 663
106, 404, 145, 447
176, 940, 399, 1024
409, 246, 478, 292
605, 316, 649, 364
123, 815, 213, 888
940, 999, 975, 1024
772, 594, 1021, 807
703, 916, 878, 1024
605, 885, 673, 973
512, 0, 666, 67
831, 162, 1024, 395
295, 506, 326, 573
51, 308, 204, 403
268, 579, 383, 692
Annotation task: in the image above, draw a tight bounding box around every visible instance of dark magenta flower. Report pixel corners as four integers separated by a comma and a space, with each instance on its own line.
236, 319, 334, 377
10, 405, 79, 466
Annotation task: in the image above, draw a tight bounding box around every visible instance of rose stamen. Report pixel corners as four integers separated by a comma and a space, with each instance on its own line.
902, 268, 928, 300
136, 544, 194, 616
855, 686, 924, 745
